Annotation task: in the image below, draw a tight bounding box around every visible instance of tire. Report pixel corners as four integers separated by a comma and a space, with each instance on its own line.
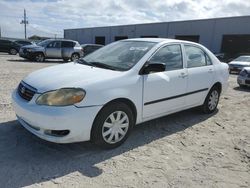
34, 53, 45, 62
91, 102, 135, 149
9, 48, 18, 55
202, 86, 220, 114
71, 53, 80, 61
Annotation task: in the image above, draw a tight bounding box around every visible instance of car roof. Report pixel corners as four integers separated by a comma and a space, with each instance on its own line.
44, 39, 78, 43
124, 38, 200, 45
81, 44, 104, 47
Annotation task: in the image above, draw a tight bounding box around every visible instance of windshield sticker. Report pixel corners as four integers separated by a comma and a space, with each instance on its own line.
129, 47, 148, 51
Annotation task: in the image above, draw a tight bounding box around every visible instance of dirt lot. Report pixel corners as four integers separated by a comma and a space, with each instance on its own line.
0, 53, 249, 188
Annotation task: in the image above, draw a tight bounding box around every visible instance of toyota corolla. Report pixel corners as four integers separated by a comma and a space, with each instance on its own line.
12, 38, 229, 148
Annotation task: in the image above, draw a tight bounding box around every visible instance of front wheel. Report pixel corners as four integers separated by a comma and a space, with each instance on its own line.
34, 53, 45, 62
91, 102, 134, 149
202, 86, 220, 114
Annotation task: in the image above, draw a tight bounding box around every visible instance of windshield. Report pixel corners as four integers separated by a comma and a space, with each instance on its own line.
234, 56, 250, 62
79, 41, 156, 71
37, 40, 51, 47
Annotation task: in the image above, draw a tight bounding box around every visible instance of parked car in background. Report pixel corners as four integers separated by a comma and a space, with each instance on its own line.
228, 56, 250, 74
12, 38, 229, 148
14, 40, 34, 46
81, 44, 103, 56
237, 67, 250, 87
0, 39, 21, 55
19, 39, 83, 62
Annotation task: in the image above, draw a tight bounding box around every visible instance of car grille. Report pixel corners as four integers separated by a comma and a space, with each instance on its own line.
18, 82, 37, 101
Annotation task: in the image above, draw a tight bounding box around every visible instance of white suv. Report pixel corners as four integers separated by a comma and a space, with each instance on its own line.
12, 38, 229, 148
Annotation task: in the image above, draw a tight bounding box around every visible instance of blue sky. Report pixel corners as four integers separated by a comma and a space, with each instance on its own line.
0, 0, 250, 39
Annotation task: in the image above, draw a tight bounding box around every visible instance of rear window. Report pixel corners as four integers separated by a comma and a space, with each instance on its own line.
61, 41, 74, 48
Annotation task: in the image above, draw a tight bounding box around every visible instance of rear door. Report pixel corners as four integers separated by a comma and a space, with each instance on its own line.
184, 45, 215, 107
142, 44, 188, 119
45, 41, 61, 58
61, 41, 74, 58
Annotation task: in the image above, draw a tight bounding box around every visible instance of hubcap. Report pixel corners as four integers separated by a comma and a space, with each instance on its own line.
102, 111, 129, 144
72, 54, 79, 61
36, 54, 44, 62
208, 90, 219, 111
10, 49, 17, 55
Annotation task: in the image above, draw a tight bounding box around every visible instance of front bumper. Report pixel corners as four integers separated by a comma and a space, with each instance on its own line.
12, 89, 102, 143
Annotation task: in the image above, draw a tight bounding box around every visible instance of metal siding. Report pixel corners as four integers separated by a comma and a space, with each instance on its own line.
212, 17, 250, 53
135, 23, 168, 38
64, 16, 250, 53
110, 25, 136, 42
92, 27, 110, 44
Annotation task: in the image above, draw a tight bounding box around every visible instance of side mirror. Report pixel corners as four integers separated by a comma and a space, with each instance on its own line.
140, 63, 165, 75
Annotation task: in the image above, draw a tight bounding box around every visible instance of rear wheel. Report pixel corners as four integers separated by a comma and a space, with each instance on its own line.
71, 53, 80, 61
91, 102, 134, 149
202, 86, 220, 114
34, 53, 45, 62
9, 48, 18, 55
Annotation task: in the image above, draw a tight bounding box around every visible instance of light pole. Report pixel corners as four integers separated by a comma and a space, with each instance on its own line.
20, 9, 28, 39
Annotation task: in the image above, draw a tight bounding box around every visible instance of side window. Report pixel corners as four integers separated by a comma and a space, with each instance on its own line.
206, 54, 212, 65
47, 41, 61, 48
185, 45, 212, 67
62, 41, 73, 48
149, 44, 183, 71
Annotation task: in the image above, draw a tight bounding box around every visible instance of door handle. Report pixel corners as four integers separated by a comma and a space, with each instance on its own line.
179, 72, 188, 78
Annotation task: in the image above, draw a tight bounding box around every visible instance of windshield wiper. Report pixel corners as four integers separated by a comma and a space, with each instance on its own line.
76, 59, 93, 66
88, 62, 118, 71
77, 60, 119, 71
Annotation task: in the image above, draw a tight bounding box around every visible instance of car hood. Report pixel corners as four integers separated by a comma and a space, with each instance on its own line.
229, 61, 250, 66
243, 67, 250, 73
23, 62, 124, 93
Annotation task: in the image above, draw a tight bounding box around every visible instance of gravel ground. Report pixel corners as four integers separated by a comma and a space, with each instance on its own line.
0, 53, 249, 188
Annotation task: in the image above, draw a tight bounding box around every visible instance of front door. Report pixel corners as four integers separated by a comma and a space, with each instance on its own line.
142, 44, 188, 119
45, 41, 61, 58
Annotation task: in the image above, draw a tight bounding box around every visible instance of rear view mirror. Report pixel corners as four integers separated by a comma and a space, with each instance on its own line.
140, 63, 165, 75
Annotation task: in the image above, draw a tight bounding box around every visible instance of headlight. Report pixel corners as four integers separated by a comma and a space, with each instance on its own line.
36, 88, 86, 106
27, 48, 33, 52
239, 70, 247, 77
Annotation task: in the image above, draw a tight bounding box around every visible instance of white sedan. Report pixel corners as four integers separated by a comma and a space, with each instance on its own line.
12, 38, 229, 148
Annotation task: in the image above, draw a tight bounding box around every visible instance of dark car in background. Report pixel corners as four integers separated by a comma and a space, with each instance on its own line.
0, 39, 21, 55
15, 40, 33, 46
19, 39, 83, 62
81, 44, 103, 56
0, 39, 33, 55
